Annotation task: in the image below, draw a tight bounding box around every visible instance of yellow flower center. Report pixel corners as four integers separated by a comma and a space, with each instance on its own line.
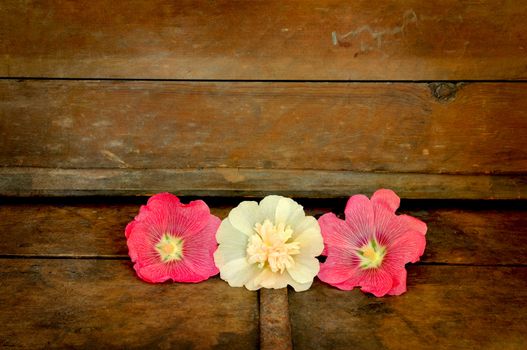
246, 219, 301, 273
357, 239, 386, 269
155, 234, 184, 262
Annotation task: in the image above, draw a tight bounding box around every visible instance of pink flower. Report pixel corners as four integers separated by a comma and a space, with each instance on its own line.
318, 189, 427, 297
125, 193, 220, 283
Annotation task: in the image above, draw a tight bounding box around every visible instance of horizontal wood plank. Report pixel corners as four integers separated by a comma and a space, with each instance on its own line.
289, 266, 527, 349
0, 168, 525, 199
1, 1, 527, 80
0, 259, 258, 349
1, 199, 525, 265
2, 81, 526, 175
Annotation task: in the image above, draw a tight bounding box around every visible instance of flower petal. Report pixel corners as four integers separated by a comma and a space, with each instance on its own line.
385, 229, 427, 264
228, 201, 260, 236
357, 268, 394, 297
344, 194, 375, 247
217, 257, 259, 288
399, 214, 427, 236
275, 196, 305, 227
135, 260, 208, 283
216, 218, 250, 246
318, 246, 361, 285
180, 215, 220, 277
287, 274, 314, 292
258, 195, 282, 222
288, 255, 320, 284
318, 213, 359, 253
246, 269, 290, 290
371, 189, 400, 213
294, 216, 324, 257
387, 268, 407, 296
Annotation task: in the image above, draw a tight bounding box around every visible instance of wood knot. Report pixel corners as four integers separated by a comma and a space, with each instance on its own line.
428, 82, 462, 102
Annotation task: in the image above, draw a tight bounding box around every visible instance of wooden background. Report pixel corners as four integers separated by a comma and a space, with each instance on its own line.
1, 1, 527, 349
1, 0, 526, 198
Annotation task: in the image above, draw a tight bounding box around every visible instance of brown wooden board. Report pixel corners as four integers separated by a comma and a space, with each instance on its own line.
289, 267, 527, 349
2, 81, 526, 175
1, 200, 526, 265
1, 169, 526, 200
0, 259, 258, 349
2, 1, 527, 80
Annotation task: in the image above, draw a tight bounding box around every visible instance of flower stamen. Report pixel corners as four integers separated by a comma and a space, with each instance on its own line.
357, 239, 386, 269
246, 219, 300, 273
155, 234, 184, 262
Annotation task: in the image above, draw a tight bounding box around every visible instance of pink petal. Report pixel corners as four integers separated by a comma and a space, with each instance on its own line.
371, 189, 400, 213
387, 268, 407, 296
372, 200, 397, 246
180, 215, 221, 277
169, 199, 212, 239
375, 212, 425, 251
330, 268, 365, 291
344, 195, 375, 247
135, 260, 210, 283
318, 213, 361, 254
399, 214, 427, 236
318, 246, 361, 285
385, 229, 427, 264
125, 220, 136, 239
356, 268, 394, 297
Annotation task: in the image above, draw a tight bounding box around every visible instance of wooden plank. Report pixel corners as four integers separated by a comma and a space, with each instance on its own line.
0, 259, 259, 349
1, 1, 526, 80
1, 200, 526, 265
289, 266, 527, 349
260, 289, 293, 350
0, 168, 525, 199
2, 81, 527, 175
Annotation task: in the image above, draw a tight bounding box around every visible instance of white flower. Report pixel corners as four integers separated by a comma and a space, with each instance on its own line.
214, 195, 324, 292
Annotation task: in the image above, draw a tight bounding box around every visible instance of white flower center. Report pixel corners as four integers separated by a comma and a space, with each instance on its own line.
246, 219, 301, 273
357, 239, 386, 269
155, 234, 184, 262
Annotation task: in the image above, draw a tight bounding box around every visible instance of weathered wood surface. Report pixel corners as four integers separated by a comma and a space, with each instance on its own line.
289, 267, 527, 349
1, 199, 526, 265
1, 168, 525, 199
2, 1, 527, 80
2, 81, 526, 175
0, 259, 259, 349
260, 289, 293, 350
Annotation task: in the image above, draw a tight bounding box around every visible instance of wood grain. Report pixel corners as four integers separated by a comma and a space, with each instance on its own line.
1, 200, 526, 265
2, 81, 526, 175
1, 1, 526, 80
260, 289, 292, 350
0, 259, 259, 349
1, 168, 525, 199
289, 267, 527, 349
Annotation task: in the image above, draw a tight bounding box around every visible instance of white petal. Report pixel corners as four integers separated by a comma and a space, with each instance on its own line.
288, 277, 314, 292
258, 195, 282, 222
246, 268, 289, 290
216, 218, 249, 245
287, 255, 320, 284
293, 217, 324, 256
216, 241, 248, 263
275, 197, 305, 226
219, 257, 258, 287
228, 201, 259, 236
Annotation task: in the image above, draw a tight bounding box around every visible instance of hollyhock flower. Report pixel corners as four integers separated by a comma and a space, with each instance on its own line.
125, 193, 220, 283
214, 195, 324, 292
318, 189, 427, 297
